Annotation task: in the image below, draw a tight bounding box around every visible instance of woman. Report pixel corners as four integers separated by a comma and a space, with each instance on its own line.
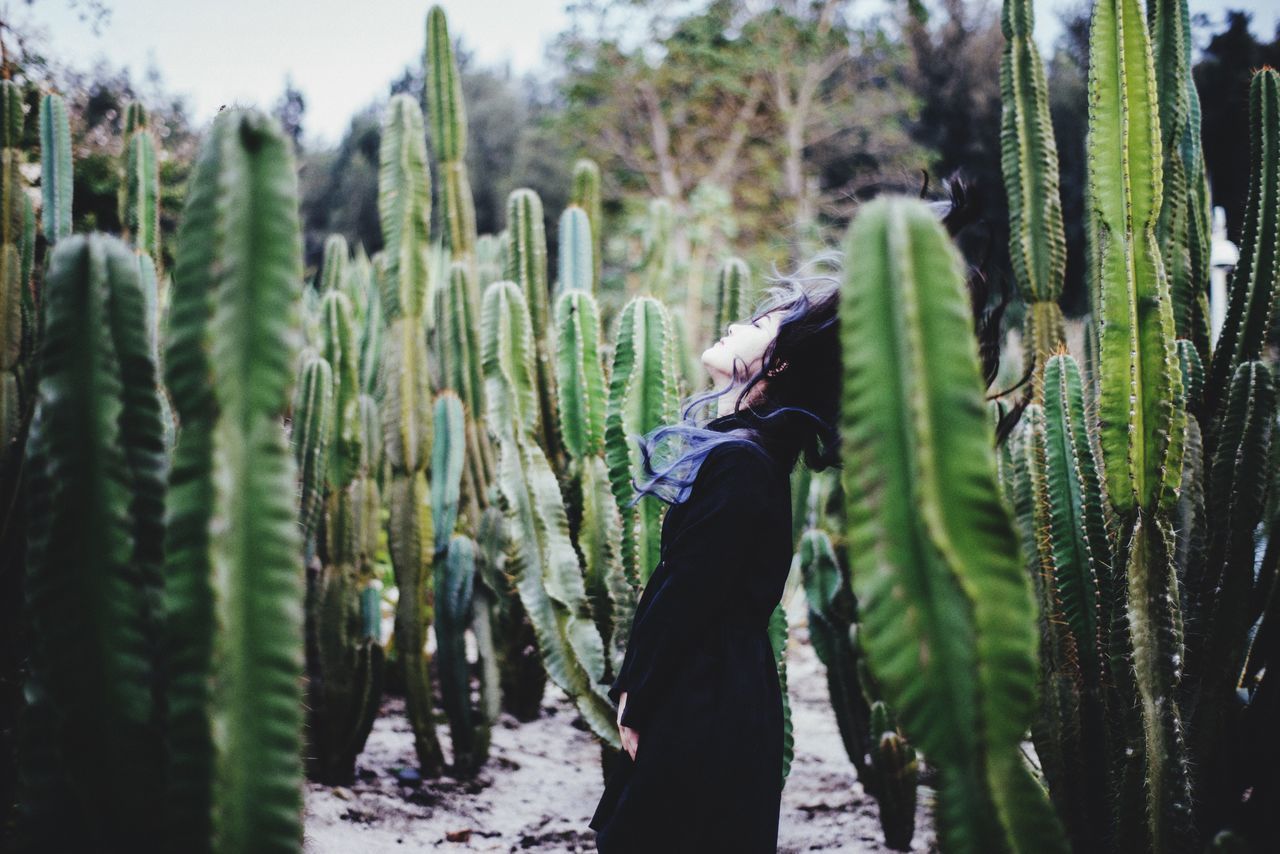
589, 270, 841, 854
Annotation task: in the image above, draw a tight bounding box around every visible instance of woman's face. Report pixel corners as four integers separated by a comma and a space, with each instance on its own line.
701, 310, 782, 385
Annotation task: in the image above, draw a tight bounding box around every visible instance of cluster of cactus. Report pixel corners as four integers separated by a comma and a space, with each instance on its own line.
17, 107, 309, 852
294, 235, 386, 786
831, 0, 1280, 851
798, 515, 919, 850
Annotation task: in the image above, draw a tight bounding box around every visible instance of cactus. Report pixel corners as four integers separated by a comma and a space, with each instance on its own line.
118, 101, 162, 270
999, 0, 1067, 380
39, 93, 72, 244
431, 391, 467, 553
426, 5, 478, 287
435, 534, 491, 775
2, 79, 26, 474
641, 197, 675, 299
711, 256, 749, 341
766, 602, 794, 787
300, 285, 385, 786
558, 205, 594, 295
378, 93, 443, 776
868, 702, 919, 852
604, 296, 679, 587
839, 195, 1066, 853
164, 108, 306, 852
506, 188, 562, 465
1090, 0, 1185, 517
553, 287, 627, 671
1150, 0, 1211, 359
320, 234, 349, 294
18, 234, 166, 849
293, 351, 333, 553
570, 159, 603, 293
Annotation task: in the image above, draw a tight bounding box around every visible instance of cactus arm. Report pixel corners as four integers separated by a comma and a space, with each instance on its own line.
1000, 0, 1067, 373
557, 206, 594, 295
431, 391, 466, 553
426, 5, 478, 282
39, 93, 73, 243
840, 196, 1066, 853
292, 351, 333, 553
1090, 0, 1184, 514
555, 289, 607, 459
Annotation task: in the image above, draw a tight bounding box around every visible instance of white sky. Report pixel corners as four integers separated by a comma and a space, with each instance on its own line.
12, 0, 1280, 148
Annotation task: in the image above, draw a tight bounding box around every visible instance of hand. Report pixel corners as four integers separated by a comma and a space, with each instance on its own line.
617, 691, 639, 760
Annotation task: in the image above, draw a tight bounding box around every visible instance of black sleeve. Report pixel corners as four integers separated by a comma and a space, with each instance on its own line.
608, 442, 773, 730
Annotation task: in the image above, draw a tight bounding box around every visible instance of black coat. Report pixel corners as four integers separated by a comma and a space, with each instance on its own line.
590, 411, 794, 853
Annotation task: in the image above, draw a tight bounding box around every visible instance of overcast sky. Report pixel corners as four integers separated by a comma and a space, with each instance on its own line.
14, 0, 1280, 148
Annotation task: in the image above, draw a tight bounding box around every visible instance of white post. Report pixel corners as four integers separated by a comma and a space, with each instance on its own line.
1209, 205, 1239, 350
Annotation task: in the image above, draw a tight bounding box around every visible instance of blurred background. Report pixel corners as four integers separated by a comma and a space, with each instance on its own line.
3, 0, 1278, 321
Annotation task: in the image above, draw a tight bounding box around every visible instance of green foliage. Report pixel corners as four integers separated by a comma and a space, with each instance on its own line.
165, 108, 306, 852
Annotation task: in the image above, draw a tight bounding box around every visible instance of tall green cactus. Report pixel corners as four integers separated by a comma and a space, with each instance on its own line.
426, 5, 478, 288
294, 350, 333, 553
712, 256, 749, 341
301, 285, 384, 786
604, 296, 679, 586
18, 234, 166, 849
320, 234, 349, 294
1090, 0, 1185, 517
839, 195, 1066, 853
1150, 0, 1211, 359
506, 188, 562, 465
39, 93, 72, 244
164, 108, 306, 852
999, 0, 1067, 379
119, 101, 161, 269
553, 286, 626, 672
570, 158, 603, 293
378, 93, 443, 776
482, 278, 620, 747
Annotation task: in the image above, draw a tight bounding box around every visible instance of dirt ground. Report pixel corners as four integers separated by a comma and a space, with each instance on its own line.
303, 590, 938, 853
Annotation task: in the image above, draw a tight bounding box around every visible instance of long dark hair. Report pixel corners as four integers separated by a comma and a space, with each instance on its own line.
627, 262, 842, 507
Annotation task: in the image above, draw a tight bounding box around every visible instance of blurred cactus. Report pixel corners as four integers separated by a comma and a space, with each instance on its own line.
293, 350, 333, 553
839, 195, 1066, 852
39, 93, 72, 244
712, 256, 749, 339
320, 234, 349, 294
164, 108, 306, 852
118, 101, 161, 270
641, 197, 675, 299
570, 159, 603, 293
2, 80, 28, 483
868, 702, 919, 852
378, 93, 443, 776
18, 234, 167, 849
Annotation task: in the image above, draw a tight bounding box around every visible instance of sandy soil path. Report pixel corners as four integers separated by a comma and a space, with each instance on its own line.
304, 592, 938, 853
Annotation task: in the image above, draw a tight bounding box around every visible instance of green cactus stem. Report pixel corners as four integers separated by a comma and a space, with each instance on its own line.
570, 159, 603, 293
118, 101, 162, 270
164, 108, 306, 852
19, 233, 166, 849
378, 93, 443, 777
712, 256, 749, 341
839, 195, 1066, 853
558, 205, 593, 295
39, 92, 72, 244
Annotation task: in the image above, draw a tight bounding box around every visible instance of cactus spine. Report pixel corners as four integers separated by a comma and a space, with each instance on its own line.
164, 108, 306, 852
19, 234, 166, 849
378, 93, 443, 776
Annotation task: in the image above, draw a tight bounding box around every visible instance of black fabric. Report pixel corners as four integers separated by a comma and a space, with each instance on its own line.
590, 413, 794, 853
